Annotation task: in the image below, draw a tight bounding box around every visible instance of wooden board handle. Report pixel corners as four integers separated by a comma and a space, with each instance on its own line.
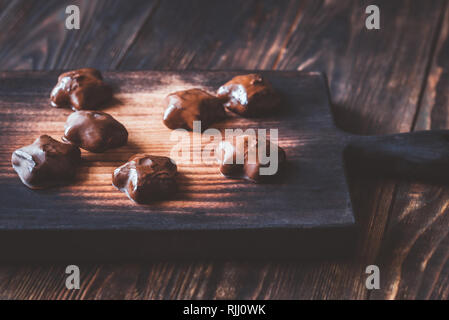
344, 130, 449, 183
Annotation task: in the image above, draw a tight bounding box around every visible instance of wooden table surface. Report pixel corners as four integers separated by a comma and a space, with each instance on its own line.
0, 0, 447, 300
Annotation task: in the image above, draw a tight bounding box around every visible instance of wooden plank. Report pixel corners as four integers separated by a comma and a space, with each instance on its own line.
0, 70, 356, 259
370, 184, 449, 299
275, 0, 443, 135
415, 3, 449, 132
370, 3, 449, 300
0, 0, 159, 70
119, 0, 444, 298
271, 0, 446, 300
0, 0, 13, 15
0, 0, 445, 300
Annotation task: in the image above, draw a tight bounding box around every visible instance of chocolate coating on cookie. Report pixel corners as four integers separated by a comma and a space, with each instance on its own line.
217, 74, 280, 117
63, 111, 128, 153
50, 68, 112, 111
217, 134, 286, 182
163, 89, 226, 131
11, 135, 81, 189
113, 154, 177, 204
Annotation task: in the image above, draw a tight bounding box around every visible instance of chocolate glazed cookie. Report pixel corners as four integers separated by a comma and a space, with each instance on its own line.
113, 154, 178, 204
217, 74, 281, 117
50, 68, 112, 111
11, 135, 81, 189
63, 111, 128, 153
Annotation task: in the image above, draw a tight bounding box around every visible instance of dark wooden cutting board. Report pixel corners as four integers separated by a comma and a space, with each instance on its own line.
0, 71, 356, 260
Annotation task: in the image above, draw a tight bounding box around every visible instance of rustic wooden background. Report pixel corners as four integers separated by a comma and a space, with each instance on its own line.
0, 0, 447, 299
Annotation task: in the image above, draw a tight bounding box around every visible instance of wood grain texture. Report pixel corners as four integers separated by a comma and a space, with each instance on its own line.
0, 70, 356, 259
415, 2, 449, 131
117, 0, 446, 299
370, 184, 449, 299
0, 0, 447, 300
370, 3, 449, 300
274, 0, 444, 135
119, 0, 304, 70
270, 0, 448, 300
